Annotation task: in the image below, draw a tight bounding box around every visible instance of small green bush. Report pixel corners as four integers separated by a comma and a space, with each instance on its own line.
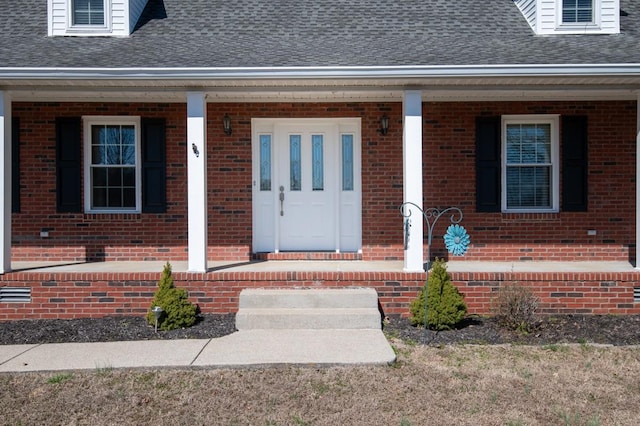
492, 283, 539, 333
409, 258, 467, 330
146, 262, 197, 331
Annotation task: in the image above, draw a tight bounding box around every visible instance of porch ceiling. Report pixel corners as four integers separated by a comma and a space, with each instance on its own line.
3, 65, 640, 102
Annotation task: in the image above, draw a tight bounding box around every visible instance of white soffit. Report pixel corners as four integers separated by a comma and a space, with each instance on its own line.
2, 64, 640, 102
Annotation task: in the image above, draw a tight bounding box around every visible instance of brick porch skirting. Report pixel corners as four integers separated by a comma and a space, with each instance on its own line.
1, 270, 639, 320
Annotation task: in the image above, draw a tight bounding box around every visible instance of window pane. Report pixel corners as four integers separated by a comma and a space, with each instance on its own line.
122, 168, 135, 187
342, 135, 354, 191
312, 135, 324, 191
108, 167, 121, 186
108, 188, 122, 207
73, 0, 104, 25
506, 166, 551, 209
506, 124, 551, 165
123, 188, 136, 208
290, 135, 301, 191
92, 167, 107, 187
121, 126, 136, 164
562, 0, 592, 23
259, 135, 271, 191
93, 187, 107, 208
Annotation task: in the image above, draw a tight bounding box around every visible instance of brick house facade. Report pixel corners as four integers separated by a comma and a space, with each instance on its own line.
2, 0, 640, 319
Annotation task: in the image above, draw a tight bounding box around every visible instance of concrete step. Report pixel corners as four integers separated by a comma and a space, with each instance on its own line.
238, 288, 378, 310
235, 288, 382, 330
235, 308, 381, 330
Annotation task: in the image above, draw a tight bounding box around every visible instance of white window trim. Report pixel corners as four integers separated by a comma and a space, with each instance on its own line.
66, 0, 112, 35
556, 0, 602, 32
83, 116, 142, 213
501, 115, 560, 213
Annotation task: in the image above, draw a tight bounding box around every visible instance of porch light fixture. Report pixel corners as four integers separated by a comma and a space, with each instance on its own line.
223, 114, 232, 135
378, 114, 389, 135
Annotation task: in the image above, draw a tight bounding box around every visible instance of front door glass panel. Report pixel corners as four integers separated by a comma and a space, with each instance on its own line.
289, 135, 301, 191
312, 135, 324, 191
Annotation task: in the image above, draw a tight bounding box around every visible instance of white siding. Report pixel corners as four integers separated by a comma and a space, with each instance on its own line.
49, 0, 68, 36
514, 0, 537, 31
537, 0, 557, 33
112, 0, 127, 35
128, 0, 149, 33
515, 0, 620, 35
600, 0, 620, 33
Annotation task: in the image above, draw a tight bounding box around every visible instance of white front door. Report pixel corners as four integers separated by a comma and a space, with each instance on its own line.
252, 118, 361, 253
278, 124, 335, 250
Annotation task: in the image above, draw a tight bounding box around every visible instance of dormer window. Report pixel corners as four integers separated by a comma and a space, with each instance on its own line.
72, 0, 105, 26
562, 0, 593, 23
513, 0, 619, 35
48, 0, 151, 37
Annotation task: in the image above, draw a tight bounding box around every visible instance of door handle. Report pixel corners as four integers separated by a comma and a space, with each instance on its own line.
279, 186, 285, 216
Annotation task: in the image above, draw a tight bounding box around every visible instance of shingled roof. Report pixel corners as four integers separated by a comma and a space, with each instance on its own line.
1, 0, 639, 69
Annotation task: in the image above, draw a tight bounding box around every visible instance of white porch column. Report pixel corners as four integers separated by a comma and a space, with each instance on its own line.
636, 93, 640, 269
187, 92, 208, 272
403, 90, 424, 272
0, 92, 11, 274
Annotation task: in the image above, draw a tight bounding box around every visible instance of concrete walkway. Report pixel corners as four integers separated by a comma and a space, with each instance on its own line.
0, 329, 396, 373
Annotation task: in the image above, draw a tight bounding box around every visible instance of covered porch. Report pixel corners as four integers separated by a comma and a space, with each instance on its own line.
1, 68, 640, 319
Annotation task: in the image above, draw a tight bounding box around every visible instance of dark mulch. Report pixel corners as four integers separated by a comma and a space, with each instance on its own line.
1, 313, 639, 346
0, 314, 237, 345
383, 314, 640, 346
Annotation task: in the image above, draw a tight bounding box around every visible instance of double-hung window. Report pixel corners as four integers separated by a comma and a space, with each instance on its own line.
561, 0, 594, 24
502, 115, 559, 212
84, 117, 141, 213
70, 0, 108, 30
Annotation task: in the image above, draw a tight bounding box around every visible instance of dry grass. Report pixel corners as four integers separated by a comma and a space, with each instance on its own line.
1, 341, 639, 425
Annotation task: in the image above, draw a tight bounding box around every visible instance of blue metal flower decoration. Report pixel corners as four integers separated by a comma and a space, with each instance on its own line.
444, 224, 470, 256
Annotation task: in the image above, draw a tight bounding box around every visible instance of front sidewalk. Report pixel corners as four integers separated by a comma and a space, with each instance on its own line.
0, 329, 396, 372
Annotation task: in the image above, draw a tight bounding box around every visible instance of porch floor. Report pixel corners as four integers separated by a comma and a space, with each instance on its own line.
9, 260, 637, 274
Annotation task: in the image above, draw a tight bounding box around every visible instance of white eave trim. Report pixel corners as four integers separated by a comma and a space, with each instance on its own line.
2, 64, 640, 80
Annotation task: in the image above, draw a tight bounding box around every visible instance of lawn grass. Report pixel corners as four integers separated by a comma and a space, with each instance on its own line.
1, 342, 639, 425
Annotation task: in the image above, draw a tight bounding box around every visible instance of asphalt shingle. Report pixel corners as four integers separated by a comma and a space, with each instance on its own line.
0, 0, 638, 68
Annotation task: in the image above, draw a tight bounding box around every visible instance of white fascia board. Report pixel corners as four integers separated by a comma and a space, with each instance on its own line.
2, 64, 640, 80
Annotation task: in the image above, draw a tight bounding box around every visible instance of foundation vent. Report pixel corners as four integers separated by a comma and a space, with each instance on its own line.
0, 287, 31, 303
635, 287, 640, 303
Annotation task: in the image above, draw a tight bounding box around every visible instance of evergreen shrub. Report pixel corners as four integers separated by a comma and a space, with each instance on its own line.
146, 262, 197, 331
409, 258, 467, 330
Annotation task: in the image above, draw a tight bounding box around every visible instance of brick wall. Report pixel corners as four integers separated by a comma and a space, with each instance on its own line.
1, 270, 638, 320
423, 101, 637, 262
11, 100, 637, 263
12, 102, 189, 261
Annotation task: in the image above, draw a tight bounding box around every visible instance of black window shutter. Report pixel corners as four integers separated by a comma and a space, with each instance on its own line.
562, 116, 588, 212
141, 118, 166, 213
476, 116, 501, 212
56, 117, 82, 213
11, 117, 20, 213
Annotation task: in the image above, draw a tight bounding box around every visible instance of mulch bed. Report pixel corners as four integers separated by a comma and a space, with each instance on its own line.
384, 314, 640, 346
1, 313, 639, 346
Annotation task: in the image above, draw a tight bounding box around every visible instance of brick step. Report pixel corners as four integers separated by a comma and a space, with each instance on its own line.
252, 252, 363, 261
235, 288, 381, 330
